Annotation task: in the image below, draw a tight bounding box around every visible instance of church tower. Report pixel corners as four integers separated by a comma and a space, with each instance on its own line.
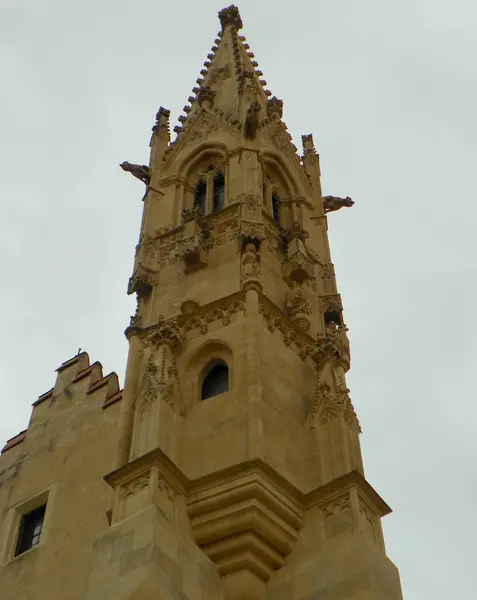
90, 6, 404, 600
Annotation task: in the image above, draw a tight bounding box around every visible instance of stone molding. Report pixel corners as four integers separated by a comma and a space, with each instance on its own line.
104, 453, 391, 581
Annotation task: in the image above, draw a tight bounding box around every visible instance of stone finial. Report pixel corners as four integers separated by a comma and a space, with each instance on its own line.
218, 5, 243, 31
267, 96, 283, 120
302, 134, 317, 157
197, 86, 216, 109
152, 107, 170, 135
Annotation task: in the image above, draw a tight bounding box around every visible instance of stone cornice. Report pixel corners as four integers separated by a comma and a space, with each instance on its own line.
304, 470, 392, 517
104, 446, 188, 496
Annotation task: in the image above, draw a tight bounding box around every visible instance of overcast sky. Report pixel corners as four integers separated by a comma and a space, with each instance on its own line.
1, 0, 476, 597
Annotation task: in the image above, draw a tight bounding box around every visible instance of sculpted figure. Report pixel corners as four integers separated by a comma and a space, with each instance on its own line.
120, 161, 151, 185
286, 284, 311, 317
244, 101, 261, 139
241, 244, 261, 279
323, 196, 354, 213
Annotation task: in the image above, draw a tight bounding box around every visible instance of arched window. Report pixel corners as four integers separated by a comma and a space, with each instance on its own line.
272, 193, 280, 224
201, 361, 229, 400
212, 173, 225, 212
194, 181, 207, 216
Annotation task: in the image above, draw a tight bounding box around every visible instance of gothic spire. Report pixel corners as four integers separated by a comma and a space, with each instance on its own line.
171, 5, 279, 142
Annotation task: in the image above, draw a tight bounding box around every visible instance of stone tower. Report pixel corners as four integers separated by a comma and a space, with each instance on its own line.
0, 5, 404, 600
102, 6, 404, 600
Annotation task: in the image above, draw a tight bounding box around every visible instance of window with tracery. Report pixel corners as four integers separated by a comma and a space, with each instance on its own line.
190, 162, 226, 216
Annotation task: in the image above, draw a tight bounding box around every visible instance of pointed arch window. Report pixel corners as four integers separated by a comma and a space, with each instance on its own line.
201, 361, 229, 400
272, 193, 280, 224
194, 181, 207, 216
213, 173, 225, 211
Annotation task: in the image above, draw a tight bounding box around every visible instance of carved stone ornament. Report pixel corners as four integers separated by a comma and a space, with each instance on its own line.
209, 64, 231, 87
152, 107, 170, 135
323, 195, 355, 213
301, 133, 317, 157
259, 302, 314, 361
267, 96, 283, 120
180, 299, 200, 315
138, 353, 182, 414
182, 299, 246, 335
244, 101, 261, 139
127, 264, 158, 298
280, 222, 309, 245
309, 355, 360, 432
283, 249, 314, 285
182, 207, 200, 223
181, 234, 209, 272
129, 296, 142, 328
120, 161, 150, 185
241, 243, 262, 291
190, 117, 219, 142
148, 315, 182, 349
311, 322, 350, 373
286, 283, 312, 331
319, 294, 343, 320
239, 221, 265, 249
218, 5, 243, 31
197, 86, 216, 109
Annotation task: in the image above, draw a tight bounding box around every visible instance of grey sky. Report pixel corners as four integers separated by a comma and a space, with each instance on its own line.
1, 0, 476, 597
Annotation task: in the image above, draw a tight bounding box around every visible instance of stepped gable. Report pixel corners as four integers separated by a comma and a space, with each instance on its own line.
1, 351, 122, 454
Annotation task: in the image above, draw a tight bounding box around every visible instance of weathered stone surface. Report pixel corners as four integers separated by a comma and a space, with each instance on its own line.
0, 6, 403, 600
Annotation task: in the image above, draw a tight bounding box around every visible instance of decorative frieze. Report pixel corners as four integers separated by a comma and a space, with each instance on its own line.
259, 298, 314, 361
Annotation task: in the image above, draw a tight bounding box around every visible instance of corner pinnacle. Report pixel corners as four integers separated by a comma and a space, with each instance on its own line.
218, 5, 243, 31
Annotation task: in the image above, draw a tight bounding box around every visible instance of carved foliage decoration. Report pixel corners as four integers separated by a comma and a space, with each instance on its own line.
182, 300, 246, 335
137, 351, 181, 414
149, 315, 182, 349
190, 117, 219, 141
209, 64, 231, 87
309, 323, 360, 432
259, 302, 313, 361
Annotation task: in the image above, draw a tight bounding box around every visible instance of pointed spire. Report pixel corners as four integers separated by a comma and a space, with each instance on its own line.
162, 5, 287, 155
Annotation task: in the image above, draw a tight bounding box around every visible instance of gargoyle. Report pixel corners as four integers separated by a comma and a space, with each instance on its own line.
120, 161, 150, 185
244, 101, 261, 139
323, 196, 354, 213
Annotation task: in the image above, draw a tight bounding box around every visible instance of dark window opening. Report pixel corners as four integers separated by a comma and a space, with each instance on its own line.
324, 310, 342, 327
212, 174, 225, 212
15, 504, 46, 556
262, 183, 267, 205
201, 362, 229, 400
194, 181, 207, 216
272, 194, 280, 223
